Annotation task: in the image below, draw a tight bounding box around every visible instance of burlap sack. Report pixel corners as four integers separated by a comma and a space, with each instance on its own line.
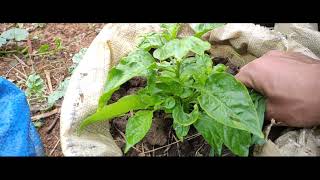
60, 23, 320, 156
60, 23, 194, 156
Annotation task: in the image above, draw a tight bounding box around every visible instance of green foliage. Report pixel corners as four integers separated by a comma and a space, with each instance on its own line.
38, 44, 50, 53
79, 23, 265, 155
160, 23, 181, 41
25, 73, 45, 98
125, 110, 154, 153
193, 23, 225, 38
98, 49, 156, 109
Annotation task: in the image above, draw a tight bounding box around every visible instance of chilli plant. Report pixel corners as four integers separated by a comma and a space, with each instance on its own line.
78, 23, 266, 156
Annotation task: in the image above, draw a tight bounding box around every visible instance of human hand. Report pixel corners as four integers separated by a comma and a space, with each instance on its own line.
235, 50, 320, 127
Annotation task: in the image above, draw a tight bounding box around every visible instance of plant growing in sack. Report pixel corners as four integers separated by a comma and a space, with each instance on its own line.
78, 23, 266, 156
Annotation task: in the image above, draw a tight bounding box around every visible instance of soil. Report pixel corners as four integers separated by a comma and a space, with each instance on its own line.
0, 23, 105, 156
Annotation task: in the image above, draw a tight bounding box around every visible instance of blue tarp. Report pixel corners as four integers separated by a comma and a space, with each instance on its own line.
0, 77, 44, 156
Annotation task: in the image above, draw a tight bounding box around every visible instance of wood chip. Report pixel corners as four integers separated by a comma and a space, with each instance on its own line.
31, 108, 60, 121
44, 70, 53, 94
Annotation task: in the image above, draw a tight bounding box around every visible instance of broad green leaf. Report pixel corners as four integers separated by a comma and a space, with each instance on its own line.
1, 28, 29, 41
163, 96, 175, 109
153, 36, 211, 60
212, 64, 227, 73
47, 78, 70, 109
160, 23, 181, 41
250, 90, 267, 145
38, 44, 50, 53
198, 72, 264, 138
173, 122, 190, 141
172, 101, 199, 126
98, 49, 156, 109
180, 54, 212, 85
193, 23, 225, 38
124, 110, 153, 153
79, 94, 157, 131
137, 32, 166, 51
0, 37, 7, 47
194, 113, 251, 156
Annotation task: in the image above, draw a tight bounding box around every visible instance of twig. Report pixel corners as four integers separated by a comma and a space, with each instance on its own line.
49, 139, 60, 156
0, 57, 16, 62
44, 70, 53, 94
13, 54, 27, 67
195, 144, 205, 156
264, 118, 276, 140
143, 133, 201, 154
12, 66, 27, 79
173, 134, 181, 157
114, 127, 142, 153
5, 62, 20, 77
46, 115, 59, 134
31, 108, 60, 121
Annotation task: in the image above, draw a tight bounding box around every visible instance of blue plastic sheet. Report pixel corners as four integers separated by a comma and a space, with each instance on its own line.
0, 77, 44, 156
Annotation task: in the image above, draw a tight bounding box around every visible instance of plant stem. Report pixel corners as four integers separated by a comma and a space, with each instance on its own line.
0, 50, 18, 54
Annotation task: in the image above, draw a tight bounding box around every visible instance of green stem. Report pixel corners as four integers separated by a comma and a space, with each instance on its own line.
0, 50, 18, 54
176, 58, 181, 78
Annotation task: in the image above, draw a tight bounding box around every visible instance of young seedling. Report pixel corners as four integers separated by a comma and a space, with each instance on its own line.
78, 24, 266, 156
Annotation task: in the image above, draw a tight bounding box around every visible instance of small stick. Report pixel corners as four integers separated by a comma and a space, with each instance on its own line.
12, 66, 27, 79
49, 139, 60, 156
44, 70, 53, 94
143, 133, 201, 154
264, 118, 276, 140
195, 144, 205, 156
31, 108, 60, 121
5, 62, 20, 77
46, 115, 59, 134
13, 54, 27, 67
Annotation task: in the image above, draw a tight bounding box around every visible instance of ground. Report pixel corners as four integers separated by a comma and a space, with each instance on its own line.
0, 23, 105, 156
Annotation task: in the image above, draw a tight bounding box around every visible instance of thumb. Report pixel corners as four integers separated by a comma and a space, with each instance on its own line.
235, 70, 254, 89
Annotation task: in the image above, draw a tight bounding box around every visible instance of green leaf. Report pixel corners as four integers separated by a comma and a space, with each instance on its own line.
38, 44, 50, 53
137, 32, 167, 51
250, 90, 267, 145
98, 49, 156, 109
25, 73, 45, 98
193, 23, 225, 38
1, 28, 29, 41
47, 78, 70, 109
124, 110, 153, 153
172, 100, 199, 126
198, 72, 264, 138
212, 64, 228, 73
153, 36, 211, 60
194, 113, 251, 156
163, 96, 176, 109
54, 38, 62, 49
79, 94, 157, 131
173, 122, 190, 141
0, 37, 7, 47
180, 54, 213, 85
160, 23, 181, 41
